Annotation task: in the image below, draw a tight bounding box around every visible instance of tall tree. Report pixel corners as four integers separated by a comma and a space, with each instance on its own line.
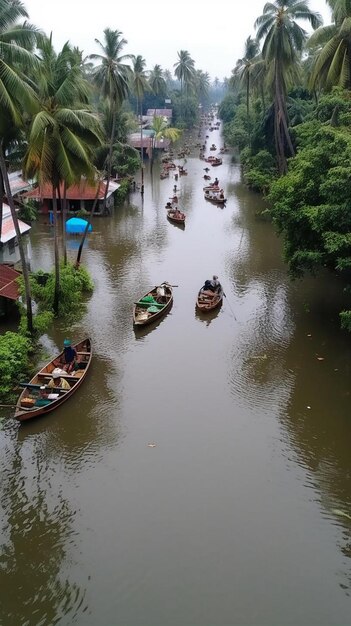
255, 0, 322, 174
173, 50, 195, 123
151, 115, 182, 154
0, 0, 39, 334
236, 36, 260, 143
130, 54, 149, 194
149, 64, 167, 97
23, 36, 102, 314
89, 28, 131, 211
194, 70, 210, 107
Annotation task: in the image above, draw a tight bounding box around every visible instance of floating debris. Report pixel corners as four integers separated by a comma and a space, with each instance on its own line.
332, 509, 351, 521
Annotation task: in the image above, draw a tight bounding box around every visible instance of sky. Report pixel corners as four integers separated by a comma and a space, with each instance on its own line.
25, 0, 331, 81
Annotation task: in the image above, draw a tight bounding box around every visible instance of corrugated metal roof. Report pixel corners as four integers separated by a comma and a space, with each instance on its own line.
128, 134, 170, 149
24, 179, 120, 201
0, 264, 21, 300
8, 171, 32, 196
1, 205, 31, 244
146, 109, 172, 117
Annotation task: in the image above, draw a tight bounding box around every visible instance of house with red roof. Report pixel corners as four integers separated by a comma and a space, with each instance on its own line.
24, 178, 120, 215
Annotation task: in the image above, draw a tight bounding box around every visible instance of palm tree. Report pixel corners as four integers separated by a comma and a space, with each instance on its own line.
23, 36, 102, 314
163, 69, 174, 90
151, 115, 182, 151
235, 36, 260, 143
0, 0, 40, 335
309, 0, 351, 90
149, 64, 167, 97
255, 0, 322, 174
174, 50, 196, 122
194, 70, 210, 106
130, 54, 149, 194
89, 28, 132, 211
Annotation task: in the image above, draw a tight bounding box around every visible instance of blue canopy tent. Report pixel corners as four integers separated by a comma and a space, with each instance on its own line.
65, 217, 93, 234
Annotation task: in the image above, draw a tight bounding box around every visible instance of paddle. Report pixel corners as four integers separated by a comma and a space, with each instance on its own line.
223, 291, 237, 321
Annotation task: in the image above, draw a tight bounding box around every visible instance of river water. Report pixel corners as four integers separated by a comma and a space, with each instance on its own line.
1, 124, 351, 625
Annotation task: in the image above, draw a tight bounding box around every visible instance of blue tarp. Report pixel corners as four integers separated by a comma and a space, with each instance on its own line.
65, 217, 92, 234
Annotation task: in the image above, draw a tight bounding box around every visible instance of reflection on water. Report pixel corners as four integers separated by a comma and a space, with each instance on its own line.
0, 426, 88, 625
1, 124, 351, 625
194, 304, 222, 326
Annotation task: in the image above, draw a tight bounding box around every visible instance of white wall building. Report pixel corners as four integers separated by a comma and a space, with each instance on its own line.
0, 204, 31, 266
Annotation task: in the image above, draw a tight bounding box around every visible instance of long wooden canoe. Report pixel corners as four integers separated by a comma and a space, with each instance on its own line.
196, 287, 224, 312
133, 283, 173, 327
15, 338, 92, 422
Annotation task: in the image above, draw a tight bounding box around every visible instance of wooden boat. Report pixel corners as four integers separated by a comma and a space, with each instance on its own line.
204, 156, 222, 166
210, 144, 217, 150
15, 338, 92, 422
196, 286, 224, 311
204, 189, 227, 204
133, 283, 173, 327
167, 208, 186, 225
211, 157, 222, 166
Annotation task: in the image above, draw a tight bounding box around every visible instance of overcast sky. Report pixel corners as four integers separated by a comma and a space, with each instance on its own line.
25, 0, 331, 81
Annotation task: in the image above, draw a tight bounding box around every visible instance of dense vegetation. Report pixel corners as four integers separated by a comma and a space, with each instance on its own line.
218, 0, 351, 329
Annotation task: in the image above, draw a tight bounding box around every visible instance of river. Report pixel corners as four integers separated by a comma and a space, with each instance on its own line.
1, 123, 351, 625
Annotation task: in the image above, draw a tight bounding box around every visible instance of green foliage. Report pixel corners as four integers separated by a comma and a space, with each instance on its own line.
218, 93, 237, 123
269, 92, 351, 327
113, 147, 139, 177
115, 179, 130, 203
241, 148, 277, 193
172, 92, 198, 129
340, 311, 351, 332
18, 310, 54, 337
314, 89, 351, 123
18, 200, 38, 223
224, 103, 249, 150
30, 263, 94, 320
0, 332, 31, 401
77, 208, 90, 217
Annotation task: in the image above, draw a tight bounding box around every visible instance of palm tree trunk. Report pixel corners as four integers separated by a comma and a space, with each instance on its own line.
75, 180, 100, 267
274, 63, 295, 175
62, 181, 67, 265
260, 85, 266, 115
140, 97, 144, 195
0, 169, 3, 242
102, 104, 117, 214
52, 186, 60, 314
247, 73, 251, 147
0, 144, 33, 335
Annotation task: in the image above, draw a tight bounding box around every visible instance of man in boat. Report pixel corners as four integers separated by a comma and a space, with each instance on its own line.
213, 177, 219, 187
165, 201, 172, 209
54, 339, 78, 373
47, 370, 71, 390
203, 275, 221, 293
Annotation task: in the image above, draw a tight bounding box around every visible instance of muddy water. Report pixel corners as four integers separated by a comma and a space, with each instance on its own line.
1, 125, 351, 625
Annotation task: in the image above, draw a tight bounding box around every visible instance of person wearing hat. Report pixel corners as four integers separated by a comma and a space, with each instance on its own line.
47, 371, 71, 390
62, 339, 78, 373
53, 339, 78, 373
